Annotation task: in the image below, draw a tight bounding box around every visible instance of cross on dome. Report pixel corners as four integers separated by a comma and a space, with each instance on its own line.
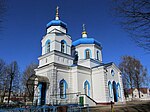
82, 24, 87, 38
55, 6, 59, 20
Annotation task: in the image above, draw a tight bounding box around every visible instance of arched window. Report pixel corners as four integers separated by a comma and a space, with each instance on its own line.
84, 80, 90, 96
85, 49, 91, 59
117, 83, 121, 98
97, 51, 100, 60
108, 81, 112, 97
111, 70, 115, 76
45, 40, 50, 53
60, 79, 67, 99
61, 40, 67, 53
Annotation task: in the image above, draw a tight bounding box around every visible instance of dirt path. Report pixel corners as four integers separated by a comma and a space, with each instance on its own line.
88, 101, 150, 112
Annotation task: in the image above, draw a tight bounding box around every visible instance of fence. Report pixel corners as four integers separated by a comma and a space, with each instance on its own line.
0, 104, 90, 112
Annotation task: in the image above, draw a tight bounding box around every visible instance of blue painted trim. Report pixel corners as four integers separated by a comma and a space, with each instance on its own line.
45, 39, 51, 45
45, 39, 51, 54
108, 81, 112, 97
84, 49, 92, 59
60, 79, 68, 99
72, 38, 101, 47
38, 83, 42, 105
84, 80, 90, 96
117, 83, 121, 98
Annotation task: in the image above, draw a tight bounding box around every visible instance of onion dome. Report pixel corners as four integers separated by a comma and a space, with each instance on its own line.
72, 38, 101, 47
72, 24, 101, 47
46, 6, 67, 29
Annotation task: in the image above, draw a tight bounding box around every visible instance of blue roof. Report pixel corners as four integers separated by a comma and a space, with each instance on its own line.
72, 38, 102, 47
46, 20, 67, 29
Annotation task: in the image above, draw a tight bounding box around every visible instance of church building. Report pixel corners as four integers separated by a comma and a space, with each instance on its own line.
33, 7, 124, 106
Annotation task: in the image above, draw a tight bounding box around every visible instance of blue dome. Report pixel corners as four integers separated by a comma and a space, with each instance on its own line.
46, 20, 67, 29
72, 38, 101, 47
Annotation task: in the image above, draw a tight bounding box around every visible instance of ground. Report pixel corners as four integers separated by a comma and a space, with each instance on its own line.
88, 100, 150, 112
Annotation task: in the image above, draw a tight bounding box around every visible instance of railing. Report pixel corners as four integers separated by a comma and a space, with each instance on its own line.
0, 104, 90, 112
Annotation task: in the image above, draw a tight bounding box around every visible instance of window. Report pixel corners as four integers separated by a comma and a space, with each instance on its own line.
108, 81, 112, 97
45, 40, 50, 54
61, 42, 65, 53
47, 42, 50, 53
61, 40, 67, 53
97, 51, 100, 60
60, 81, 64, 98
60, 79, 67, 99
85, 49, 91, 59
111, 70, 115, 76
117, 83, 121, 98
84, 80, 90, 96
73, 51, 78, 64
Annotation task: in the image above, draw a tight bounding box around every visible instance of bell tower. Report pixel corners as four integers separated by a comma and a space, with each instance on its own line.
38, 7, 73, 67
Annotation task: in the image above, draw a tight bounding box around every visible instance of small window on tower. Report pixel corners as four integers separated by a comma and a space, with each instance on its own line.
61, 42, 65, 53
45, 40, 51, 54
61, 40, 67, 53
47, 42, 50, 53
85, 49, 90, 59
73, 51, 78, 64
97, 51, 100, 60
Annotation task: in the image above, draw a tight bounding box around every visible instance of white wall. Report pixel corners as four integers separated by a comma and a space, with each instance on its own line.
105, 64, 124, 103
47, 26, 67, 34
92, 67, 107, 102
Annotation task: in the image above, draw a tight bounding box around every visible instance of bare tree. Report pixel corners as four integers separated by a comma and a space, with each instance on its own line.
119, 56, 148, 99
112, 0, 150, 52
7, 61, 20, 104
0, 59, 8, 103
119, 56, 135, 98
132, 58, 148, 98
22, 63, 38, 102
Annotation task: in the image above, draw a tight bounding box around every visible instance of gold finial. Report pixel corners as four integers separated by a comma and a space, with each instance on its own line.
55, 6, 59, 20
82, 24, 87, 38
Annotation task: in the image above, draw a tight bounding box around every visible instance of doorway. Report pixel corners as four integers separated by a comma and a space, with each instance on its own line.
38, 82, 47, 105
112, 81, 118, 102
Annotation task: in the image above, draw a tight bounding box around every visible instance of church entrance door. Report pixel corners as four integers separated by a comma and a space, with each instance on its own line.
38, 82, 47, 105
112, 81, 118, 102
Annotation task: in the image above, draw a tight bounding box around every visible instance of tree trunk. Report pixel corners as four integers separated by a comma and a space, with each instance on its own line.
131, 87, 134, 98
137, 84, 141, 98
7, 75, 13, 104
1, 86, 6, 103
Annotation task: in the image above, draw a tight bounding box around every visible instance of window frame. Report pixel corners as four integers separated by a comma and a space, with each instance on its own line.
59, 79, 67, 99
85, 49, 91, 59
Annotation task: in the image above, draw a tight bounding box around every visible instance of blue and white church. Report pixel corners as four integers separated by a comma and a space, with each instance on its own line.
33, 7, 125, 106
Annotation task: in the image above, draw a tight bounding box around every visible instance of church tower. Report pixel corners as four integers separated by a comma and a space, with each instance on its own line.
38, 6, 73, 68
72, 24, 102, 68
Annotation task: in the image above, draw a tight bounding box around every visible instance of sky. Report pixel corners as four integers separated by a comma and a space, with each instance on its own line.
0, 0, 149, 77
